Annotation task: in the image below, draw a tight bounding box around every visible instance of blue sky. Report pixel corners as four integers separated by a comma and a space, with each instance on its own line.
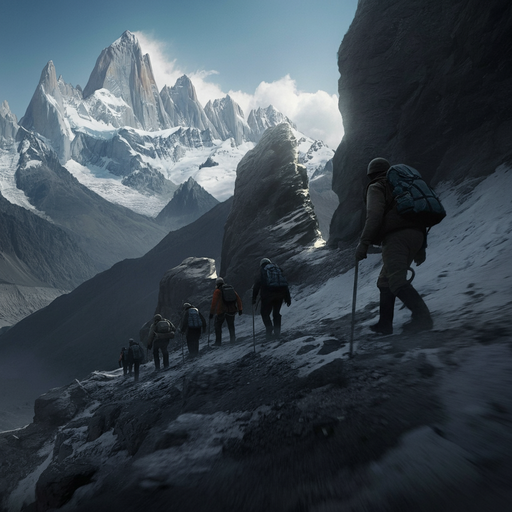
1, 0, 358, 148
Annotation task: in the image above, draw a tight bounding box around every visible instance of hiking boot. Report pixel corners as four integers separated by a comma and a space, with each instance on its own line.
395, 284, 433, 334
369, 322, 393, 336
370, 287, 395, 335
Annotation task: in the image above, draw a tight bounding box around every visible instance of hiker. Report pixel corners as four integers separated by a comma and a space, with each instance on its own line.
209, 277, 242, 346
252, 258, 291, 341
127, 338, 143, 382
179, 303, 207, 357
119, 346, 129, 376
355, 157, 433, 334
147, 314, 176, 370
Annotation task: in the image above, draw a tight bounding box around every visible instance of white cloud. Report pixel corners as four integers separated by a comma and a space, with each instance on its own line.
135, 32, 344, 149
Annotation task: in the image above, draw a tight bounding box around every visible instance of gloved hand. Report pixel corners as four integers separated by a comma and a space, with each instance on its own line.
238, 310, 243, 316
355, 242, 368, 261
209, 313, 213, 319
414, 248, 426, 266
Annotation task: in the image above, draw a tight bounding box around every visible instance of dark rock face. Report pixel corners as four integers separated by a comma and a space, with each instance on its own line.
220, 123, 321, 293
0, 193, 96, 289
156, 177, 219, 231
330, 0, 512, 244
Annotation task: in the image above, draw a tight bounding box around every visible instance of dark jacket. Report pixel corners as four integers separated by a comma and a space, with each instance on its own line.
179, 308, 207, 333
252, 267, 291, 304
360, 176, 423, 247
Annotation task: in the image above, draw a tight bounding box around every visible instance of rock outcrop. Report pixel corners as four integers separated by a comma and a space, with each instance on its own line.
329, 0, 512, 244
153, 257, 216, 327
220, 123, 321, 293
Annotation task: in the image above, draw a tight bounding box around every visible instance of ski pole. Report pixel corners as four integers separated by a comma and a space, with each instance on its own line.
252, 302, 256, 353
349, 260, 359, 358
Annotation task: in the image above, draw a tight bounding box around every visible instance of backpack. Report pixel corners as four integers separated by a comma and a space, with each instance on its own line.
386, 164, 446, 228
130, 344, 142, 361
155, 319, 172, 334
221, 284, 238, 314
187, 308, 202, 329
221, 284, 237, 305
261, 263, 288, 288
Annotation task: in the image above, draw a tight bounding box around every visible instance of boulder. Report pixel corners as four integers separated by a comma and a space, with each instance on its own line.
152, 257, 216, 331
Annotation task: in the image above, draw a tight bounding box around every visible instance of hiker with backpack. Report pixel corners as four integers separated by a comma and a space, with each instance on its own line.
119, 346, 129, 376
127, 338, 144, 382
147, 313, 176, 370
252, 258, 291, 341
209, 277, 242, 346
355, 157, 445, 335
179, 303, 207, 357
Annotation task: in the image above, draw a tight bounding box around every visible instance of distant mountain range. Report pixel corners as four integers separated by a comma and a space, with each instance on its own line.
0, 30, 335, 328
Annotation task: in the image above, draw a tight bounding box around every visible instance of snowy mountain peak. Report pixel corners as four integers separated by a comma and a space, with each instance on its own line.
38, 60, 59, 92
82, 31, 168, 131
0, 100, 18, 141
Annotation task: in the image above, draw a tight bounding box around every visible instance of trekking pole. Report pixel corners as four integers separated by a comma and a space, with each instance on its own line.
349, 260, 359, 358
252, 303, 256, 353
207, 318, 211, 347
180, 331, 185, 363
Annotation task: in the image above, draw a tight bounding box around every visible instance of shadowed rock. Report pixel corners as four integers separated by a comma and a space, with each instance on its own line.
220, 123, 321, 293
329, 0, 512, 244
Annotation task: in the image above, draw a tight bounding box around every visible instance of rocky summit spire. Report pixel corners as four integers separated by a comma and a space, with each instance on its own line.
160, 75, 218, 135
83, 30, 170, 131
20, 61, 72, 161
0, 100, 18, 141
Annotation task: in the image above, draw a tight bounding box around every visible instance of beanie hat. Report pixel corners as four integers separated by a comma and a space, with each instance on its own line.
154, 314, 162, 322
216, 277, 224, 285
260, 258, 271, 267
367, 157, 391, 176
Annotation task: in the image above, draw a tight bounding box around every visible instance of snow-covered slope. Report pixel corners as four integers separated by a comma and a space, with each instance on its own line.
1, 166, 511, 511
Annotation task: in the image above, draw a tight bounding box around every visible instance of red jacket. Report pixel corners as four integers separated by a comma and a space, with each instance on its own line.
210, 286, 243, 315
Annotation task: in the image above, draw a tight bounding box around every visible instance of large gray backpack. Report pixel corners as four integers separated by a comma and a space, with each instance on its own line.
188, 308, 202, 329
386, 165, 446, 228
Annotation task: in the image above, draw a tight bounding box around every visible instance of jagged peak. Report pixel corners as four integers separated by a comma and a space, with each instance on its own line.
1, 100, 11, 114
112, 30, 139, 49
39, 61, 57, 87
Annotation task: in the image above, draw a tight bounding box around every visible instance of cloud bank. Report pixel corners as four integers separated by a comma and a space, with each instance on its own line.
136, 32, 344, 149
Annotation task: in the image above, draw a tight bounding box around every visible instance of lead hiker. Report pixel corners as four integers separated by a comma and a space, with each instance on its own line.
147, 313, 176, 370
179, 303, 207, 357
355, 157, 445, 335
127, 338, 143, 382
209, 277, 243, 346
252, 258, 291, 341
